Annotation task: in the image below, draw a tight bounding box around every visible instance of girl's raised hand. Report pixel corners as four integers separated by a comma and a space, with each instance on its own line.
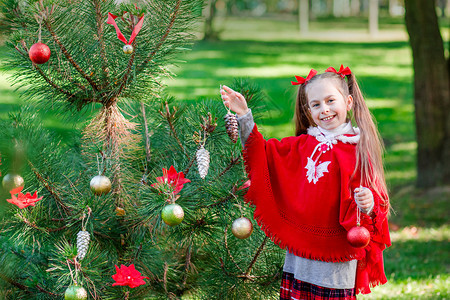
220, 85, 249, 117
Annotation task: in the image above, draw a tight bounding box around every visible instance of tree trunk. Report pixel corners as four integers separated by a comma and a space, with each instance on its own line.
351, 0, 360, 16
299, 0, 309, 34
369, 0, 378, 36
204, 0, 218, 40
405, 0, 450, 188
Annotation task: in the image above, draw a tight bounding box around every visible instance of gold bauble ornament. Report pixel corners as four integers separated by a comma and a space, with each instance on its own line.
231, 217, 253, 239
123, 44, 133, 54
2, 173, 24, 192
90, 175, 111, 196
161, 203, 184, 226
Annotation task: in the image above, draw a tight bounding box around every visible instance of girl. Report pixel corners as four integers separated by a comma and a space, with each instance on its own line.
220, 66, 391, 299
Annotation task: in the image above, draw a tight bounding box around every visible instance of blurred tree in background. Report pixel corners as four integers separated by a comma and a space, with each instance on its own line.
405, 0, 450, 189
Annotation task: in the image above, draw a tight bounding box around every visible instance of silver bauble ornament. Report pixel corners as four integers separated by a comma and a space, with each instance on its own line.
161, 203, 184, 226
2, 173, 24, 192
231, 217, 253, 239
123, 44, 133, 54
90, 175, 111, 195
65, 285, 87, 300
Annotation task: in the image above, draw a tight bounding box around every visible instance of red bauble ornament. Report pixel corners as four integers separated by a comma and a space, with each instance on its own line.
347, 225, 370, 248
29, 42, 51, 64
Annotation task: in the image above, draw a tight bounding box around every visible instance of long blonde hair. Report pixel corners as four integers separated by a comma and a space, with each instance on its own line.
294, 71, 389, 207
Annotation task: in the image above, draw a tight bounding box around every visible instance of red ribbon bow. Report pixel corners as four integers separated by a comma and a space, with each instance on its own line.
291, 69, 317, 85
106, 12, 145, 45
325, 65, 351, 78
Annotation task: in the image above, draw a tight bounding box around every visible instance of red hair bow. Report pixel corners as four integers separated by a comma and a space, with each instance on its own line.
291, 69, 317, 85
326, 65, 351, 78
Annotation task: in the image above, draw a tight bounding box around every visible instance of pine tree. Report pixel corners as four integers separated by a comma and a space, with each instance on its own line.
0, 0, 283, 299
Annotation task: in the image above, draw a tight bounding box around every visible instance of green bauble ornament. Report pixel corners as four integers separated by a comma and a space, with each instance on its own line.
90, 175, 111, 196
2, 173, 24, 192
65, 285, 87, 300
231, 217, 253, 239
161, 203, 184, 226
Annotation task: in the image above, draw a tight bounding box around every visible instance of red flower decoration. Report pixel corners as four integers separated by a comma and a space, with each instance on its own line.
112, 264, 148, 288
325, 65, 352, 78
6, 186, 43, 209
151, 166, 190, 195
291, 69, 317, 85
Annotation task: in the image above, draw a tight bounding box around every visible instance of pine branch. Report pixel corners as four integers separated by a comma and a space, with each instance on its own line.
141, 103, 151, 162
182, 241, 193, 286
259, 269, 282, 287
217, 154, 242, 178
218, 257, 231, 276
36, 284, 61, 297
0, 271, 60, 296
205, 193, 234, 208
137, 0, 182, 73
159, 102, 189, 159
47, 225, 67, 232
244, 236, 268, 277
163, 262, 168, 294
43, 19, 101, 94
93, 0, 109, 82
183, 144, 199, 175
0, 273, 31, 293
28, 160, 71, 215
17, 213, 58, 233
223, 228, 243, 273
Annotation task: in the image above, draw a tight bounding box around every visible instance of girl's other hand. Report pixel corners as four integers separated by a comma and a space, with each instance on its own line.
354, 187, 374, 214
220, 85, 249, 117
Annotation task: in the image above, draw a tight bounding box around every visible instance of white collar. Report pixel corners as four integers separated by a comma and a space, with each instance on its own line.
307, 122, 360, 145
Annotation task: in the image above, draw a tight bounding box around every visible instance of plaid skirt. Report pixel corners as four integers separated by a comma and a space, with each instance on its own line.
280, 272, 356, 300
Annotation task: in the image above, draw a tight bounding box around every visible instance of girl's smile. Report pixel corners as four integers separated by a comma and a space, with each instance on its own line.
321, 115, 335, 121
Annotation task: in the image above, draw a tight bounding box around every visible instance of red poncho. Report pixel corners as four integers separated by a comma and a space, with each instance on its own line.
243, 125, 391, 294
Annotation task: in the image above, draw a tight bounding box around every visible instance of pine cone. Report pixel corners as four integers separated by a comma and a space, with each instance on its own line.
224, 112, 238, 143
77, 230, 90, 260
196, 145, 210, 179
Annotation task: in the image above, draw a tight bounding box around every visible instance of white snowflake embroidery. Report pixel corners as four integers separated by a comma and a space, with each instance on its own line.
305, 157, 331, 184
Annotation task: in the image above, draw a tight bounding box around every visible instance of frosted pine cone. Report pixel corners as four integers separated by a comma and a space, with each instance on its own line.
196, 145, 210, 179
77, 230, 90, 260
224, 112, 238, 143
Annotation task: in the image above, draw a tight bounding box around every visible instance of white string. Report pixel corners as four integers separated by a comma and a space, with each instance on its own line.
38, 20, 42, 43
67, 260, 76, 285
220, 84, 231, 114
81, 207, 91, 231
356, 185, 362, 226
96, 154, 101, 176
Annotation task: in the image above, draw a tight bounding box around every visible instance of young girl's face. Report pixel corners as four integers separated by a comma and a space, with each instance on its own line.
306, 78, 353, 130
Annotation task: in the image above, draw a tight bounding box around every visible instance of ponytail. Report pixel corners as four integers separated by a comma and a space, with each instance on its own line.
347, 73, 389, 207
294, 84, 315, 136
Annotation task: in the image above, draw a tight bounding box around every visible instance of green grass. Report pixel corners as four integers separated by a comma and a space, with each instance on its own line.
1, 15, 449, 299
